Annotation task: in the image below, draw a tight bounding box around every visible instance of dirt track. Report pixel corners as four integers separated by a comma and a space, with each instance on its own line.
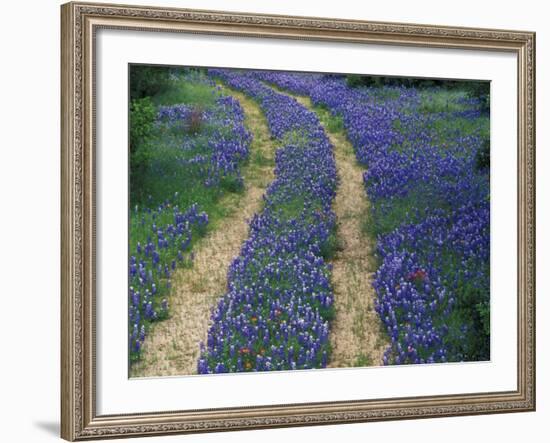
278, 89, 389, 368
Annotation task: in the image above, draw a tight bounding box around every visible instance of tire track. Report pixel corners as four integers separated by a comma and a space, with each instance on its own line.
272, 87, 389, 367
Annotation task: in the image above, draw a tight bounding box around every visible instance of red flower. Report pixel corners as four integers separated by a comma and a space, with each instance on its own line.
407, 269, 427, 281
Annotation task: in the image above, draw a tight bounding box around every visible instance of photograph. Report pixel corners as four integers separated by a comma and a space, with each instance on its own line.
128, 65, 491, 378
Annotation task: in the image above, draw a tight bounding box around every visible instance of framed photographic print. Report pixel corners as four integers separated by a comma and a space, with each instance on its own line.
60, 1, 536, 440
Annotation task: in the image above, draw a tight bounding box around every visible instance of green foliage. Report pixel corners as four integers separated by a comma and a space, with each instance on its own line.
477, 299, 491, 338
462, 81, 490, 113
346, 74, 446, 89
417, 90, 467, 114
354, 353, 373, 367
279, 129, 311, 148
313, 105, 345, 133
320, 231, 342, 261
443, 275, 490, 361
252, 150, 274, 168
220, 174, 245, 193
393, 90, 490, 153
430, 115, 489, 141
346, 74, 391, 88
130, 65, 172, 100
362, 187, 456, 239
476, 138, 490, 171
129, 97, 156, 202
130, 97, 156, 151
319, 305, 336, 322
132, 129, 217, 208
326, 114, 344, 133
153, 77, 219, 108
346, 74, 370, 88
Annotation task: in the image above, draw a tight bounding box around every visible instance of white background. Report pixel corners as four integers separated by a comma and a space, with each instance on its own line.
0, 0, 547, 442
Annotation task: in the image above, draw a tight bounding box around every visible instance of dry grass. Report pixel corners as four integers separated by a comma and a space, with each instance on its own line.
130, 86, 275, 377
278, 89, 389, 368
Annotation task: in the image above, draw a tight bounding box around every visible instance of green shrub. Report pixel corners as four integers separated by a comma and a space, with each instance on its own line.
129, 97, 156, 203
346, 74, 443, 89
476, 138, 490, 171
476, 299, 490, 338
130, 97, 156, 150
345, 74, 490, 104
462, 81, 490, 113
346, 74, 369, 88
346, 74, 383, 88
130, 65, 172, 100
448, 284, 490, 361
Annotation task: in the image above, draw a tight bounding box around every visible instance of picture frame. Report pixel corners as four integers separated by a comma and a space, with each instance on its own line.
60, 1, 536, 440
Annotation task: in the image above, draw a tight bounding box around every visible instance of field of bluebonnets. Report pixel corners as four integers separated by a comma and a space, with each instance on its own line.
128, 65, 490, 376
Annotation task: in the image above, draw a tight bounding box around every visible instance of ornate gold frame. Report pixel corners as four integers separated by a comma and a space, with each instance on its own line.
60, 1, 536, 440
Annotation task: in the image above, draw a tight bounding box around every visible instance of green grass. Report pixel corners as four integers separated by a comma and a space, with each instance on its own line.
392, 116, 489, 155
369, 87, 402, 103
152, 73, 220, 108
417, 89, 469, 114
312, 104, 345, 133
278, 128, 312, 148
354, 353, 373, 367
320, 230, 343, 261
361, 185, 458, 238
251, 149, 274, 168
393, 89, 490, 160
